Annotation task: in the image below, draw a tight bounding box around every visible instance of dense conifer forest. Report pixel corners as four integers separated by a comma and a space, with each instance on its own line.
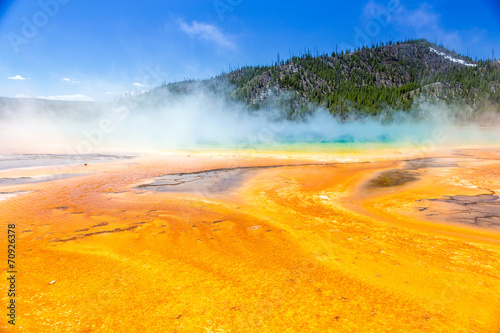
157, 39, 500, 120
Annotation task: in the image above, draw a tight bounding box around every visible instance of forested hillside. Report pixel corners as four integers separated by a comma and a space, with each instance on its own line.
152, 39, 500, 119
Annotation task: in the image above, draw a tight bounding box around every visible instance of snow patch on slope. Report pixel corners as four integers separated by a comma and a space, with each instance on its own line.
429, 47, 477, 67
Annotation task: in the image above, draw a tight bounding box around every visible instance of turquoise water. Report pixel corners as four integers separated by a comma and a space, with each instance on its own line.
174, 123, 500, 154
180, 138, 402, 153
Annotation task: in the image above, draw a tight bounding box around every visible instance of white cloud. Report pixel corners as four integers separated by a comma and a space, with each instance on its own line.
359, 2, 462, 51
133, 82, 146, 87
14, 94, 31, 98
106, 90, 146, 97
62, 78, 80, 84
178, 20, 235, 49
8, 75, 28, 80
393, 3, 461, 49
404, 5, 439, 29
37, 94, 95, 102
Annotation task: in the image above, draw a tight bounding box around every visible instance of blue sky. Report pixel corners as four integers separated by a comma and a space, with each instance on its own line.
0, 0, 499, 101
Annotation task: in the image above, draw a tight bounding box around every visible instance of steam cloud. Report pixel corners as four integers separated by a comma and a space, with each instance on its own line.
0, 88, 499, 154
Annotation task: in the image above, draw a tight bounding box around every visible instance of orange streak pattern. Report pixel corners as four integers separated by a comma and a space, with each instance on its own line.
1, 150, 499, 332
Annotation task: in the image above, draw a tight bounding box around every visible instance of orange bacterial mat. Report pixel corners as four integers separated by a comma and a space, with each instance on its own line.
1, 148, 499, 332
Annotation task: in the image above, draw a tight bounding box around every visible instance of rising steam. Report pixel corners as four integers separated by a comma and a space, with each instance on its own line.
0, 87, 499, 154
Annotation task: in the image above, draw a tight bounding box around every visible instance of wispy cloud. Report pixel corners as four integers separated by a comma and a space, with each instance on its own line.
133, 82, 146, 88
359, 2, 463, 51
395, 4, 461, 47
178, 20, 235, 49
8, 75, 28, 80
106, 90, 145, 97
401, 4, 439, 30
62, 78, 80, 84
37, 94, 94, 102
14, 94, 31, 98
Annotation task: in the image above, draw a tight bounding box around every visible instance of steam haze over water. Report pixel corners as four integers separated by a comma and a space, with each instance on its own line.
0, 91, 499, 155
